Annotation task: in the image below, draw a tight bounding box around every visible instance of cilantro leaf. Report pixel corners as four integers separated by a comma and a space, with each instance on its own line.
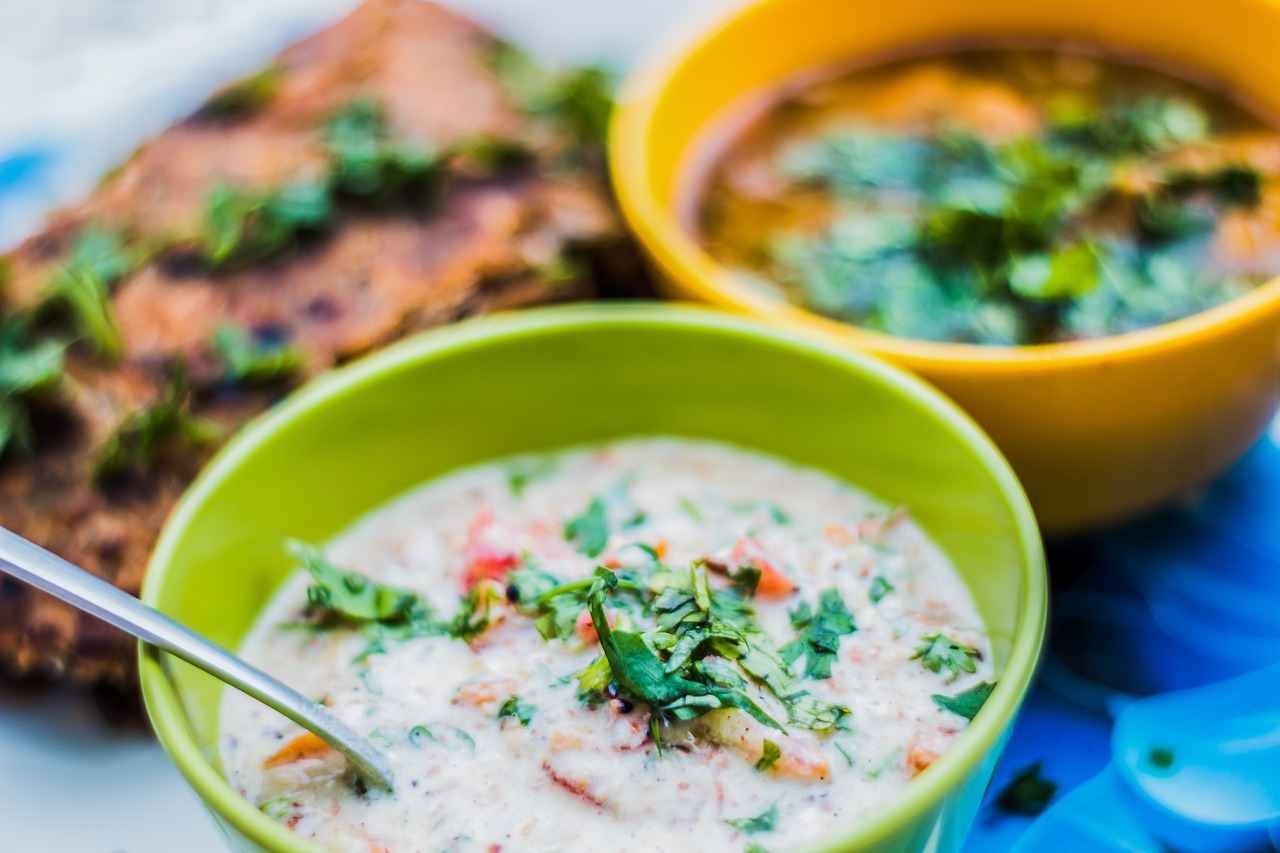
1008, 242, 1100, 302
995, 760, 1057, 816
868, 576, 893, 604
564, 497, 609, 557
201, 66, 281, 119
933, 680, 996, 720
754, 740, 781, 772
496, 695, 536, 726
486, 42, 615, 158
202, 181, 331, 269
781, 128, 931, 192
911, 633, 981, 676
784, 692, 851, 731
0, 319, 65, 458
323, 99, 446, 202
505, 563, 562, 607
448, 584, 499, 643
506, 457, 556, 496
779, 589, 857, 680
292, 542, 420, 624
588, 568, 785, 733
93, 367, 221, 482
574, 654, 614, 701
213, 325, 304, 384
41, 227, 132, 360
724, 803, 778, 834
408, 724, 437, 747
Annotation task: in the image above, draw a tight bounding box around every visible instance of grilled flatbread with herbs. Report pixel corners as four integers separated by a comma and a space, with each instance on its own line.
0, 0, 638, 712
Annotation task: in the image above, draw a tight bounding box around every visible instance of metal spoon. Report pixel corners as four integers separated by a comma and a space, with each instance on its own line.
0, 525, 395, 792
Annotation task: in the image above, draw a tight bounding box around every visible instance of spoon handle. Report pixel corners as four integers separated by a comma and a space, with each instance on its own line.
0, 525, 394, 791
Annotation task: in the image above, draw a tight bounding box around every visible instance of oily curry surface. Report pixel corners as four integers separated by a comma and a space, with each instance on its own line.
698, 47, 1280, 345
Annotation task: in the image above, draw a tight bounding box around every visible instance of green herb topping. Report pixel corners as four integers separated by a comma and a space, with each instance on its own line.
911, 633, 981, 676
295, 542, 420, 624
486, 42, 614, 162
754, 740, 782, 772
563, 497, 610, 557
867, 576, 893, 603
93, 367, 221, 482
200, 66, 281, 119
496, 695, 536, 726
995, 760, 1057, 816
213, 325, 305, 384
322, 98, 447, 202
202, 181, 332, 270
0, 318, 65, 458
702, 50, 1273, 345
932, 680, 997, 721
779, 589, 857, 680
724, 803, 778, 834
41, 227, 133, 360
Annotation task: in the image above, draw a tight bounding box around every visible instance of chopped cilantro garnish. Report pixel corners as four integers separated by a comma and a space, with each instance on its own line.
784, 692, 851, 732
40, 227, 133, 360
754, 740, 781, 772
506, 457, 556, 496
202, 181, 331, 269
93, 367, 221, 482
574, 653, 614, 701
995, 760, 1057, 816
731, 501, 790, 525
496, 695, 536, 726
486, 42, 614, 160
911, 633, 981, 676
564, 497, 610, 557
709, 61, 1269, 346
932, 680, 996, 720
213, 325, 304, 384
201, 66, 281, 119
293, 542, 421, 624
779, 589, 857, 680
408, 725, 437, 747
745, 844, 772, 853
724, 803, 778, 834
834, 741, 856, 767
448, 584, 499, 643
867, 576, 893, 604
505, 563, 562, 608
587, 568, 785, 735
678, 498, 704, 522
868, 746, 904, 778
450, 135, 534, 174
0, 318, 65, 458
323, 98, 446, 202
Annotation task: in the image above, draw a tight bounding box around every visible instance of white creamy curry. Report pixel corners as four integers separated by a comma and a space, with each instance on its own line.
220, 438, 994, 853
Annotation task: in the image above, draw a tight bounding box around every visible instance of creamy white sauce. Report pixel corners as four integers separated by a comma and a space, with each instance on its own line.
221, 438, 991, 853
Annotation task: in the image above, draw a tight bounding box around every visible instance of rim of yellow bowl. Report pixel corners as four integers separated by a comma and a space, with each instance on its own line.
140, 303, 1048, 853
609, 0, 1280, 373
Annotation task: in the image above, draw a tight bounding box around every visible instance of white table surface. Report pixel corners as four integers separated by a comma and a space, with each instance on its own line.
0, 1, 734, 850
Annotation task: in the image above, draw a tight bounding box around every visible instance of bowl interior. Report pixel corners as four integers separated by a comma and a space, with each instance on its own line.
615, 0, 1280, 365
142, 304, 1045, 851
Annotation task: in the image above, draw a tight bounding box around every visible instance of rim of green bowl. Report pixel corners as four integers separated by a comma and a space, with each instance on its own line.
140, 302, 1047, 853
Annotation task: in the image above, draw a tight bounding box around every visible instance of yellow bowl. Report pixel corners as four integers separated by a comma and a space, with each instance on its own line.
610, 0, 1280, 536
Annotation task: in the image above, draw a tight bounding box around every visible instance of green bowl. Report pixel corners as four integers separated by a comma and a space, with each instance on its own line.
140, 303, 1046, 853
